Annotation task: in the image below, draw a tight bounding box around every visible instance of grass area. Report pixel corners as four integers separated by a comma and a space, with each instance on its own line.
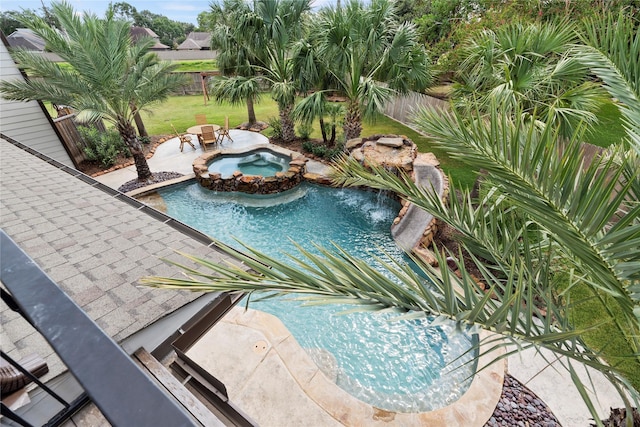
142, 93, 275, 135
172, 60, 217, 72
141, 95, 628, 189
561, 281, 640, 392
584, 101, 627, 148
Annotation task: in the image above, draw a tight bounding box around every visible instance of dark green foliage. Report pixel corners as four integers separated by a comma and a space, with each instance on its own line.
297, 122, 312, 140
1, 10, 33, 35
302, 140, 343, 160
266, 116, 283, 140
78, 127, 128, 168
108, 2, 194, 47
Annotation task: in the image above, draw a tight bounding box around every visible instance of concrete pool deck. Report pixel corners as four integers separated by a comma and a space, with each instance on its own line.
78, 131, 628, 425
93, 129, 331, 190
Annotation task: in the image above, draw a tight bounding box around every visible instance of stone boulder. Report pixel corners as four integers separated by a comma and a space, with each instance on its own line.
347, 134, 417, 175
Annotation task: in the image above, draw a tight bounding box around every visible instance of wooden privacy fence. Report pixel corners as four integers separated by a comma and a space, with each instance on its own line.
53, 114, 106, 166
173, 71, 221, 96
383, 91, 449, 126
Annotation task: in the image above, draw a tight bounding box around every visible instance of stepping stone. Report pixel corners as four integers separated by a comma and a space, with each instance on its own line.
376, 137, 403, 148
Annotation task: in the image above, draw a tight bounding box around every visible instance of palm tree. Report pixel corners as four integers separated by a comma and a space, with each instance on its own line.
142, 12, 640, 424
311, 0, 432, 140
0, 2, 186, 181
208, 0, 262, 127
208, 0, 311, 141
576, 10, 640, 155
250, 0, 311, 142
209, 76, 261, 127
292, 91, 344, 146
451, 20, 606, 137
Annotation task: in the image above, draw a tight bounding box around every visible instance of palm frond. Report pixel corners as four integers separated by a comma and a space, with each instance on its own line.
576, 11, 640, 153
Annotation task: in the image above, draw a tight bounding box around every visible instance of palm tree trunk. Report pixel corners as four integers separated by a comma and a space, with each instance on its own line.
280, 103, 296, 143
134, 112, 148, 137
330, 124, 336, 146
319, 117, 328, 143
344, 101, 362, 140
117, 119, 152, 181
247, 96, 257, 126
130, 103, 148, 137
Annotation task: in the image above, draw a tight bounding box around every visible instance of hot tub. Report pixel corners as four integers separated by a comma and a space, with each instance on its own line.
193, 148, 308, 194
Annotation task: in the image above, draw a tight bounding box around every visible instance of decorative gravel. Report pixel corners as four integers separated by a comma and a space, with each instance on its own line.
117, 171, 183, 193
485, 374, 561, 427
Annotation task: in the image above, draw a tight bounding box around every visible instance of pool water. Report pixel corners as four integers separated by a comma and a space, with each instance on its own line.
208, 149, 290, 178
158, 182, 474, 412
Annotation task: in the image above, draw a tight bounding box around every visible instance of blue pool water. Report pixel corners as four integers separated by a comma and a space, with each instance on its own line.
158, 182, 474, 412
208, 149, 290, 178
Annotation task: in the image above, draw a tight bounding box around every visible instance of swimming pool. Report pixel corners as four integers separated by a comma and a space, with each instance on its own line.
158, 181, 474, 412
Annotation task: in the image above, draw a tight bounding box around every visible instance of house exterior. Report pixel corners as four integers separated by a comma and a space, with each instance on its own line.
0, 37, 74, 167
130, 26, 170, 50
177, 32, 211, 50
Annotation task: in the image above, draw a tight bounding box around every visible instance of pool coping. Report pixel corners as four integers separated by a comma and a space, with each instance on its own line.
217, 306, 504, 427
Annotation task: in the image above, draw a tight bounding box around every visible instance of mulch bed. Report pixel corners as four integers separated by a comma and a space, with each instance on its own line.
78, 135, 169, 177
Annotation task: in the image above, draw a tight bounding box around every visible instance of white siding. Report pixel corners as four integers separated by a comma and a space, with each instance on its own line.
0, 41, 74, 167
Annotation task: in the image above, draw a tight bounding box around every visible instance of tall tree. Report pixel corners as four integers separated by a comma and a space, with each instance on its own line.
208, 0, 262, 127
0, 1, 187, 181
311, 0, 432, 140
112, 1, 193, 47
250, 0, 311, 142
209, 0, 311, 141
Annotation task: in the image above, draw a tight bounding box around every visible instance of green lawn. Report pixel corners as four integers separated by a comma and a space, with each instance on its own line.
143, 94, 628, 190
142, 93, 273, 135
172, 60, 218, 72
585, 101, 626, 148
561, 280, 640, 392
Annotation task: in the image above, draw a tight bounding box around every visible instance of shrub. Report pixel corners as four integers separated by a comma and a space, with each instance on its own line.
266, 116, 282, 140
79, 126, 127, 168
297, 122, 312, 140
302, 141, 344, 160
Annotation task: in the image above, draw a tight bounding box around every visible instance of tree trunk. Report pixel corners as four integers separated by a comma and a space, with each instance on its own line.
117, 119, 152, 181
319, 117, 328, 144
247, 96, 257, 126
343, 101, 362, 140
134, 112, 148, 137
329, 124, 336, 146
131, 103, 148, 137
279, 103, 296, 143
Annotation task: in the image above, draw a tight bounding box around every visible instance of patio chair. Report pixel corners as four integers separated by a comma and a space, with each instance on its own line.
171, 124, 195, 152
200, 125, 218, 150
194, 114, 208, 125
1, 353, 49, 395
216, 116, 234, 144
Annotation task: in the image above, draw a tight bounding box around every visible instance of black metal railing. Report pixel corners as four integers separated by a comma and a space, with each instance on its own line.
0, 349, 88, 427
1, 230, 201, 426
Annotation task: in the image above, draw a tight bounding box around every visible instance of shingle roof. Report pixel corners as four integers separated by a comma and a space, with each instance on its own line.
130, 26, 169, 50
177, 32, 211, 50
6, 28, 46, 51
0, 138, 233, 378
